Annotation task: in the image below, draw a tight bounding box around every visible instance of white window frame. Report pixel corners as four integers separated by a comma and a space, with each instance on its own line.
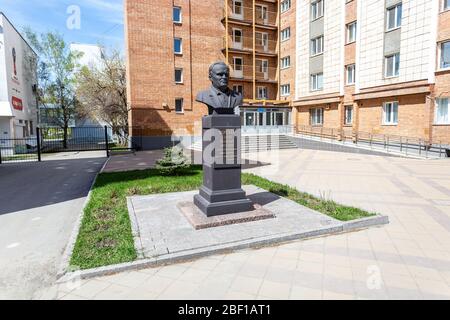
281, 0, 291, 13
311, 0, 324, 21
281, 84, 290, 97
310, 36, 324, 56
281, 56, 291, 69
281, 27, 291, 41
173, 6, 182, 24
383, 102, 399, 125
175, 98, 184, 113
346, 64, 355, 85
257, 86, 268, 100
256, 4, 269, 25
346, 21, 357, 44
233, 84, 244, 95
174, 68, 183, 84
232, 56, 244, 78
386, 3, 402, 31
310, 73, 323, 91
385, 53, 400, 78
232, 28, 243, 49
174, 38, 182, 54
310, 108, 324, 126
439, 41, 450, 70
232, 0, 244, 19
344, 105, 353, 125
435, 98, 449, 124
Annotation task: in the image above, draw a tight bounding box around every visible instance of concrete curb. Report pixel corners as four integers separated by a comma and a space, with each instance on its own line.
56, 212, 389, 283
56, 157, 110, 279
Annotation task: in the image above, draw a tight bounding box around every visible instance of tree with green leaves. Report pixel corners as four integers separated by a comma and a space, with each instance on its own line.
75, 49, 129, 145
24, 29, 82, 149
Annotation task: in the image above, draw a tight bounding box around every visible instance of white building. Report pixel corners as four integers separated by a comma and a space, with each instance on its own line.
0, 12, 38, 140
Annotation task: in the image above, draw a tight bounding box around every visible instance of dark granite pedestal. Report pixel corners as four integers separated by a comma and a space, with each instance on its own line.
194, 114, 254, 217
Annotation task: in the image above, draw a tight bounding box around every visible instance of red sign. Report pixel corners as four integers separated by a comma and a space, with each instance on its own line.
12, 96, 23, 111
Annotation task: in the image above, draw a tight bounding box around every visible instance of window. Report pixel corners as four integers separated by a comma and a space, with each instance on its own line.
383, 102, 399, 125
175, 68, 183, 83
281, 56, 291, 69
311, 0, 324, 20
310, 73, 323, 91
281, 27, 291, 41
444, 0, 450, 11
256, 5, 268, 24
175, 98, 184, 113
310, 36, 324, 56
173, 7, 182, 23
440, 41, 450, 69
435, 98, 449, 124
344, 106, 353, 125
386, 3, 402, 31
346, 21, 357, 44
281, 0, 291, 13
232, 0, 243, 18
281, 84, 290, 96
233, 85, 243, 95
310, 108, 324, 125
233, 57, 243, 78
257, 86, 268, 99
174, 38, 182, 54
346, 64, 355, 85
385, 53, 400, 77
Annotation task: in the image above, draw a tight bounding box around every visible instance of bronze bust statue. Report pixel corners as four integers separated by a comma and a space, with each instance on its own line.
196, 61, 243, 115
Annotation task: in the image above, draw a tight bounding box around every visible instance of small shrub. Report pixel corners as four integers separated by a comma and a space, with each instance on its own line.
155, 146, 190, 175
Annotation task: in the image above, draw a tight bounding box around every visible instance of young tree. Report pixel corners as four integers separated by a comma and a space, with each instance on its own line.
24, 29, 82, 149
75, 49, 129, 145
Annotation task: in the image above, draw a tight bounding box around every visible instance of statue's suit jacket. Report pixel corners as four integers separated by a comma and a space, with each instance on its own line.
196, 86, 243, 115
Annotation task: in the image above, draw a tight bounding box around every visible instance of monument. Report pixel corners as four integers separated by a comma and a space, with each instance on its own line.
193, 62, 254, 216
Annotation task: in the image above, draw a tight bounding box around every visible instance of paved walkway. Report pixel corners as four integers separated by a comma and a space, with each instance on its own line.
0, 156, 106, 299
43, 149, 450, 300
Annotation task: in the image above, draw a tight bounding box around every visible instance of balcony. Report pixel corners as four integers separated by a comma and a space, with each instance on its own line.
229, 64, 277, 83
223, 4, 278, 29
223, 34, 278, 56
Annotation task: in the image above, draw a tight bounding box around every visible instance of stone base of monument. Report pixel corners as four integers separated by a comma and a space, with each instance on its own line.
178, 201, 275, 230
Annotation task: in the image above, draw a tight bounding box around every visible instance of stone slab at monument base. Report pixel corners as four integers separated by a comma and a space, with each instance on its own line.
126, 185, 389, 262
178, 201, 275, 230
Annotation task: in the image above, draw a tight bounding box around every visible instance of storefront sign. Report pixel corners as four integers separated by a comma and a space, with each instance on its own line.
12, 96, 23, 111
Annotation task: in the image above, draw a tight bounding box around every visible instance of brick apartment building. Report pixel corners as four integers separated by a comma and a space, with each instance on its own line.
125, 0, 450, 149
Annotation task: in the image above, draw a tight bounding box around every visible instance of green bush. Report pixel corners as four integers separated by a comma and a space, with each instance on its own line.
155, 146, 190, 175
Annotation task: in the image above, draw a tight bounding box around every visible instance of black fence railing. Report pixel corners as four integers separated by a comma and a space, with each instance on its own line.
0, 126, 138, 164
297, 125, 450, 158
0, 138, 39, 163
39, 126, 114, 153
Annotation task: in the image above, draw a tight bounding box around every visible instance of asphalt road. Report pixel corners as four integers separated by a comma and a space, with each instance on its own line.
0, 156, 106, 299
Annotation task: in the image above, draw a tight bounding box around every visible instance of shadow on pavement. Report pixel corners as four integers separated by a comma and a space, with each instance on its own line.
0, 157, 106, 215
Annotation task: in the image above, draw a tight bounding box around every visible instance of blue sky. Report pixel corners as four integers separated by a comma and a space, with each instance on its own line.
1, 0, 124, 51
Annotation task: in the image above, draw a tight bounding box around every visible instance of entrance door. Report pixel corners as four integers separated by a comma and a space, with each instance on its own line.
245, 112, 256, 126
232, 28, 243, 49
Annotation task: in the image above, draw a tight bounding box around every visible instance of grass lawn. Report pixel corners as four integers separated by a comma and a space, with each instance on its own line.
70, 166, 375, 270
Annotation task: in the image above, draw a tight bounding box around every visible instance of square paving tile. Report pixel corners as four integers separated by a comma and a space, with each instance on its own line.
127, 185, 345, 263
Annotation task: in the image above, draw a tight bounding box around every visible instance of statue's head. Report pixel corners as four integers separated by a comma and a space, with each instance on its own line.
209, 61, 229, 92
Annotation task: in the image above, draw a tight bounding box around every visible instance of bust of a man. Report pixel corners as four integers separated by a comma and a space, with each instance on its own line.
196, 61, 243, 115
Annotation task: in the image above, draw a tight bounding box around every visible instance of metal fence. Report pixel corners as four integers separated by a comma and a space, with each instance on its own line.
0, 126, 137, 164
296, 125, 450, 158
0, 138, 39, 163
